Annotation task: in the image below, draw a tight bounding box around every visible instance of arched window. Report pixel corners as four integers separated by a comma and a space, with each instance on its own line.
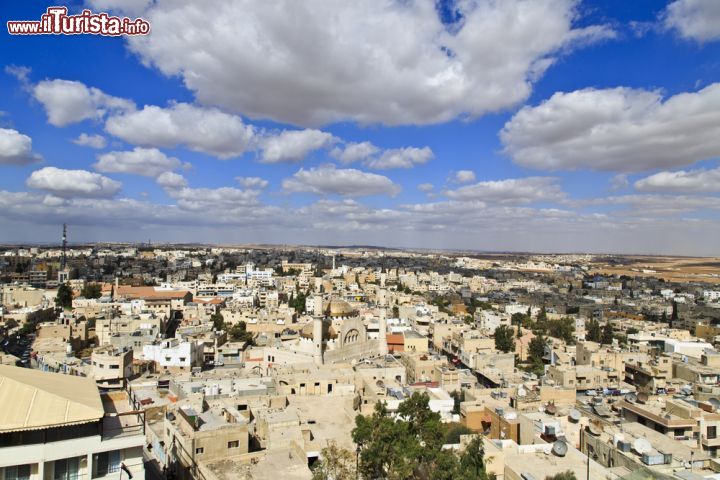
344, 329, 360, 345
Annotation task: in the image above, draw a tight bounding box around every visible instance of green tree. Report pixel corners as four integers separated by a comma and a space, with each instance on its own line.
511, 312, 531, 328
211, 312, 225, 331
352, 393, 487, 480
586, 319, 601, 343
311, 442, 357, 480
228, 321, 254, 344
80, 283, 102, 299
547, 318, 575, 345
533, 306, 549, 335
527, 334, 547, 375
290, 291, 307, 314
450, 389, 465, 415
443, 423, 473, 444
494, 325, 515, 353
55, 283, 73, 309
458, 436, 490, 480
601, 322, 614, 345
546, 471, 577, 480
20, 322, 37, 336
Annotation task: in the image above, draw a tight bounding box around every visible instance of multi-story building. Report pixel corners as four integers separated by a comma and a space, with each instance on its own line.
142, 338, 204, 371
91, 346, 134, 389
0, 365, 145, 480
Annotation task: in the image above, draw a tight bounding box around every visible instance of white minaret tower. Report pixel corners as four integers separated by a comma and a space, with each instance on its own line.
332, 255, 336, 271
378, 309, 388, 356
313, 316, 324, 365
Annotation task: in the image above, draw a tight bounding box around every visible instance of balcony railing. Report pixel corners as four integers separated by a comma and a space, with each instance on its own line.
101, 411, 145, 440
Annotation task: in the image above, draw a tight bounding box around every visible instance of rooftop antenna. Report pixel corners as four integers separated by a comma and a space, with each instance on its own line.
61, 223, 67, 270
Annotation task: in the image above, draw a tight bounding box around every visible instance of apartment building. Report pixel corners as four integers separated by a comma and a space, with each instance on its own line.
163, 402, 249, 480
142, 338, 204, 371
91, 346, 134, 389
0, 365, 145, 480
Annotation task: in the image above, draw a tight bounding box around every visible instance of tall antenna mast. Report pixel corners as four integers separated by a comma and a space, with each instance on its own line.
61, 223, 67, 271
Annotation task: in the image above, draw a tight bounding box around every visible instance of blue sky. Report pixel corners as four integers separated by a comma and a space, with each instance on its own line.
1, 0, 720, 254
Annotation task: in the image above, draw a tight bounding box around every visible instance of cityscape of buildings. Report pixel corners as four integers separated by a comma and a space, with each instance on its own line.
0, 238, 719, 479
2, 1, 720, 479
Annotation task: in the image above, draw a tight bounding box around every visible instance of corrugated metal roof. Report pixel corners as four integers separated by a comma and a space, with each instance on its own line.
0, 365, 104, 433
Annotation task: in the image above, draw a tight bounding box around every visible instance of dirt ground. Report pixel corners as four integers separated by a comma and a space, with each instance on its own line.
588, 256, 720, 284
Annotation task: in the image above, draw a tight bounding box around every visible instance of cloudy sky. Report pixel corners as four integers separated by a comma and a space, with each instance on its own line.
1, 0, 720, 255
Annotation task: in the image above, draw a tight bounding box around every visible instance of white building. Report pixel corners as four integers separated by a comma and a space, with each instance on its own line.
142, 338, 204, 370
476, 310, 510, 331
703, 291, 720, 302
664, 339, 715, 359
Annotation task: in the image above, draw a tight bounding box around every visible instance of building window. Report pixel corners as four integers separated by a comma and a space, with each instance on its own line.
94, 450, 121, 477
53, 457, 80, 480
110, 365, 120, 369
708, 426, 717, 439
3, 465, 31, 480
195, 447, 204, 454
228, 440, 239, 449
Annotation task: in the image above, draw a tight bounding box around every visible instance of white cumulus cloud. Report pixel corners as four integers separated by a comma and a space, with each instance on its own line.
282, 165, 401, 197
156, 171, 188, 189
105, 103, 256, 159
236, 176, 269, 189
635, 166, 720, 193
451, 170, 476, 184
663, 0, 720, 43
125, 0, 612, 126
501, 83, 720, 172
94, 147, 183, 177
330, 142, 380, 164
445, 177, 565, 204
73, 133, 107, 149
33, 79, 134, 127
0, 128, 42, 165
26, 167, 121, 198
260, 129, 337, 163
366, 146, 434, 170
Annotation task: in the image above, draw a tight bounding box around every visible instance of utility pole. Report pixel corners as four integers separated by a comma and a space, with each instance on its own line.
587, 444, 590, 480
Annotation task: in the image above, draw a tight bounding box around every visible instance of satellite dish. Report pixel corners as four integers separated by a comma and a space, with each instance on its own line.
588, 423, 602, 436
546, 403, 557, 415
625, 393, 638, 403
709, 398, 720, 410
569, 409, 581, 422
637, 392, 649, 404
376, 380, 385, 389
552, 440, 568, 457
518, 386, 527, 397
633, 438, 652, 455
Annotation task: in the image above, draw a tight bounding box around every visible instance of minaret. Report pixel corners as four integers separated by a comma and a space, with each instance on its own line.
313, 316, 324, 365
378, 309, 388, 356
61, 223, 67, 271
57, 224, 70, 284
